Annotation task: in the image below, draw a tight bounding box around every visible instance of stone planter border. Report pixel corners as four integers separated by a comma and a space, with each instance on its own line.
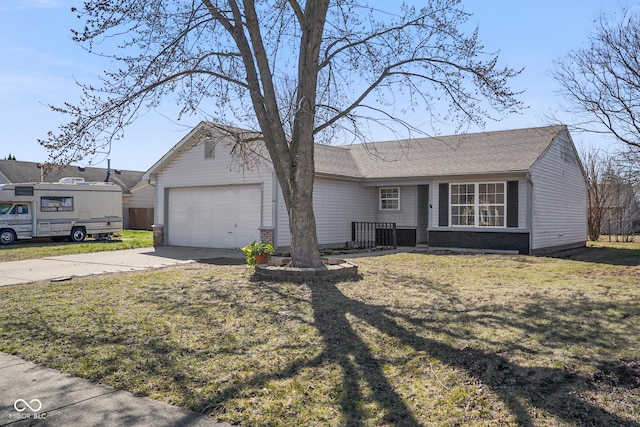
255, 257, 359, 282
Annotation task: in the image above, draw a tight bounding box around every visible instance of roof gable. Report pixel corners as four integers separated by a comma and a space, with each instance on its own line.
145, 121, 267, 179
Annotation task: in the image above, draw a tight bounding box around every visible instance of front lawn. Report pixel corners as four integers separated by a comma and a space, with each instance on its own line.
0, 244, 639, 426
0, 229, 153, 262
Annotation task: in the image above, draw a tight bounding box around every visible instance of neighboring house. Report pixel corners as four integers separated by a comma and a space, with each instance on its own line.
145, 122, 587, 255
601, 182, 640, 237
0, 160, 154, 230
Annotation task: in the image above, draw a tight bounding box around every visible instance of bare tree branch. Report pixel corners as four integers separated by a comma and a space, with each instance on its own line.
553, 9, 640, 150
40, 0, 523, 267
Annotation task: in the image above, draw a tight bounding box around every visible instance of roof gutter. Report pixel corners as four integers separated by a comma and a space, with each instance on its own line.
314, 172, 366, 182
359, 170, 531, 186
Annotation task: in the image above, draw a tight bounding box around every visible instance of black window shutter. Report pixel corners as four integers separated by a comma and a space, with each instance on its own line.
507, 180, 518, 228
439, 183, 449, 227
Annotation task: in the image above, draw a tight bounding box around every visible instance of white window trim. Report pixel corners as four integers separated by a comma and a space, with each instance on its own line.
450, 183, 475, 227
449, 182, 506, 228
379, 187, 400, 211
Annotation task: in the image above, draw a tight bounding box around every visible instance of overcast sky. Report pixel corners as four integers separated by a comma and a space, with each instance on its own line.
0, 0, 636, 171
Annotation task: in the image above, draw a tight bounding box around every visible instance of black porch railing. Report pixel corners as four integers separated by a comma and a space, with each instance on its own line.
351, 222, 397, 249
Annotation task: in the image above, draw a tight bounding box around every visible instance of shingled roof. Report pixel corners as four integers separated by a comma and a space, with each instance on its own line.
0, 160, 144, 194
314, 125, 567, 179
145, 122, 570, 181
314, 144, 364, 178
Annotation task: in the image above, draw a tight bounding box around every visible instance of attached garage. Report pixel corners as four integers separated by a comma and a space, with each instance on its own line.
167, 185, 261, 248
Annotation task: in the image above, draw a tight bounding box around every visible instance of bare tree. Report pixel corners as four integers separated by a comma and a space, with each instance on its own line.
40, 0, 523, 267
616, 148, 640, 186
553, 9, 640, 151
582, 148, 610, 241
580, 146, 640, 241
604, 167, 640, 241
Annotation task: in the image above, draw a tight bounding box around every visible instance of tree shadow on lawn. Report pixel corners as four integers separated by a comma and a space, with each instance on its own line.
312, 282, 639, 426
205, 278, 639, 426
549, 245, 640, 266
4, 271, 638, 426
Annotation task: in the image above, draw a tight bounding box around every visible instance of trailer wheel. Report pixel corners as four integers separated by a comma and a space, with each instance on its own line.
69, 227, 87, 242
0, 229, 16, 245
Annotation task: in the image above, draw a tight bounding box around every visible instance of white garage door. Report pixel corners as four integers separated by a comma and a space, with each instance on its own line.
168, 185, 261, 248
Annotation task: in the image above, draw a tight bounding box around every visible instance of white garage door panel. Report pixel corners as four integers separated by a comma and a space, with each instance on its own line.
168, 185, 261, 248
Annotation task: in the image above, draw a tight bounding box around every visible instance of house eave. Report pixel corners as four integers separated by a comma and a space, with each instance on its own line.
359, 170, 531, 186
314, 172, 365, 181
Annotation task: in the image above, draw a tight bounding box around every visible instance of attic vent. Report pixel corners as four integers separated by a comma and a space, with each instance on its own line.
204, 139, 215, 159
560, 139, 577, 165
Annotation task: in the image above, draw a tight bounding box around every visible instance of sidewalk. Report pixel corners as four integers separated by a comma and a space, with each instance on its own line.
0, 352, 231, 427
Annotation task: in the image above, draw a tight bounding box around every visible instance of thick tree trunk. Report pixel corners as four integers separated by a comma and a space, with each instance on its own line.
286, 183, 323, 268
267, 133, 324, 268
279, 120, 323, 268
278, 0, 329, 268
238, 0, 329, 268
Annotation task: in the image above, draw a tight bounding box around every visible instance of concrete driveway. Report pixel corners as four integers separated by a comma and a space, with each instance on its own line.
0, 246, 245, 287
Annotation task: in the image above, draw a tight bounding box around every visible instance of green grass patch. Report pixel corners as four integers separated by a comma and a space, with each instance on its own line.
0, 244, 639, 425
0, 229, 153, 262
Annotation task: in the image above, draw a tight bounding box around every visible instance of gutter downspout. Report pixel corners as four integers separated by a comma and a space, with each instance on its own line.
527, 172, 534, 254
272, 170, 278, 249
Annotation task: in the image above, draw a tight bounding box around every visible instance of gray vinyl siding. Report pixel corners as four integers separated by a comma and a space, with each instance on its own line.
276, 178, 375, 247
516, 178, 528, 230
375, 185, 417, 227
122, 185, 154, 228
153, 139, 274, 229
275, 185, 287, 246
124, 184, 155, 226
127, 184, 155, 208
530, 133, 587, 250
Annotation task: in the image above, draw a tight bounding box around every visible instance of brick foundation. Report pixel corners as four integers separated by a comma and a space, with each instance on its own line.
152, 224, 164, 247
259, 227, 274, 247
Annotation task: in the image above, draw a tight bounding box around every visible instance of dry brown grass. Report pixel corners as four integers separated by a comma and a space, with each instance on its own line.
1, 243, 639, 426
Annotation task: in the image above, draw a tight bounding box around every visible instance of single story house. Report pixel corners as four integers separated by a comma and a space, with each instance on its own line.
0, 160, 154, 230
145, 122, 587, 255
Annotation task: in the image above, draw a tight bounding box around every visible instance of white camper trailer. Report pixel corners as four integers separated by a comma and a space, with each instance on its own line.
0, 180, 123, 245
